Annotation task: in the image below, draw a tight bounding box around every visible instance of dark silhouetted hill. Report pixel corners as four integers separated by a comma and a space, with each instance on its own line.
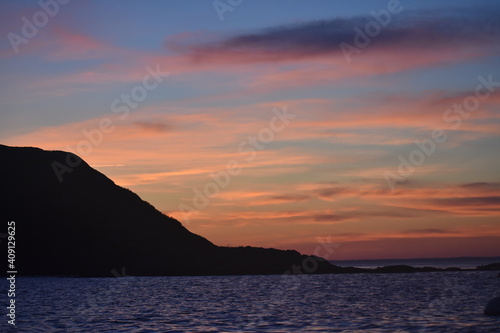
0, 144, 338, 276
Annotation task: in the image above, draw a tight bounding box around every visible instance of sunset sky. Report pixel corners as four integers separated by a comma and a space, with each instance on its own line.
1, 0, 499, 260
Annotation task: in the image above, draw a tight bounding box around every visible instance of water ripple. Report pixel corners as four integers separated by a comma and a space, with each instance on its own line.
1, 271, 499, 332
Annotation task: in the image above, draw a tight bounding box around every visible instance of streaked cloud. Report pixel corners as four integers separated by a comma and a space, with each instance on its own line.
132, 121, 174, 133
1, 1, 499, 260
170, 8, 500, 65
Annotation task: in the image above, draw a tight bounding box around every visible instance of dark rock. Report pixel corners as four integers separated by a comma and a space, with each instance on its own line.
339, 266, 370, 274
0, 144, 338, 277
477, 263, 500, 271
484, 297, 500, 316
374, 265, 416, 273
421, 266, 440, 271
416, 266, 443, 272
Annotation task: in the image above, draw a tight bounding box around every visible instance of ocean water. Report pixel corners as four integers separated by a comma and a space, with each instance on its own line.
2, 271, 500, 332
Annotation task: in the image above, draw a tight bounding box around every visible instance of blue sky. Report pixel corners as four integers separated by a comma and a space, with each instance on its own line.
1, 0, 499, 259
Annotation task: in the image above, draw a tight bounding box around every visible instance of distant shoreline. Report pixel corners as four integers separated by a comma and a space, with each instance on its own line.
4, 262, 500, 278
331, 256, 500, 269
